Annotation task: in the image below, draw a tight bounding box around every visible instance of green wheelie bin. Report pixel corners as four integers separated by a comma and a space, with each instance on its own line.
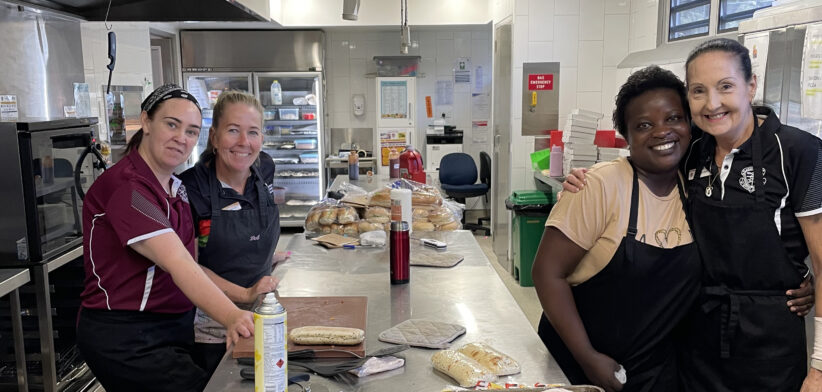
506, 190, 555, 287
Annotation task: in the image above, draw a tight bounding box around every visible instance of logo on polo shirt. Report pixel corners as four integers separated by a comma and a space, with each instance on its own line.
266, 182, 274, 195
739, 166, 766, 193
250, 234, 260, 241
178, 185, 190, 203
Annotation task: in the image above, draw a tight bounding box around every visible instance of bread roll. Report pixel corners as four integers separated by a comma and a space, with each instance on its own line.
343, 222, 359, 237
330, 223, 344, 235
305, 210, 321, 231
457, 343, 520, 376
320, 225, 332, 234
436, 221, 460, 231
428, 207, 455, 225
369, 189, 391, 207
412, 208, 430, 221
431, 350, 497, 387
336, 206, 359, 224
365, 207, 391, 224
291, 326, 365, 346
412, 192, 441, 206
413, 221, 435, 232
358, 221, 383, 233
318, 208, 339, 225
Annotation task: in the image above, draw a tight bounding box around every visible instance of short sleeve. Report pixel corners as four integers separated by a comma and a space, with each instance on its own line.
106, 182, 173, 246
544, 172, 610, 250
789, 135, 822, 217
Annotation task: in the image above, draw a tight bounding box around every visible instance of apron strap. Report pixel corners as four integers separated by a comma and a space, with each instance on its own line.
249, 164, 272, 224
750, 111, 765, 204
627, 159, 640, 238
701, 285, 785, 358
207, 163, 223, 218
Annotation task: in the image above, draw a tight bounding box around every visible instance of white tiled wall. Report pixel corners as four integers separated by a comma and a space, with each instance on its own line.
325, 26, 493, 209
505, 0, 658, 193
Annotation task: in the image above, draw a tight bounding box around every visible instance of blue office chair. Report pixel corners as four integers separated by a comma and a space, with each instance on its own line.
439, 152, 491, 235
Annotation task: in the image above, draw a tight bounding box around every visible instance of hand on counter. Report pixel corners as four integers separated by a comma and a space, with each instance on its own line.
225, 309, 254, 351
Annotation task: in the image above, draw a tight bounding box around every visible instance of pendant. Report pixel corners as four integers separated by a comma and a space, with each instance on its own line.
705, 186, 713, 197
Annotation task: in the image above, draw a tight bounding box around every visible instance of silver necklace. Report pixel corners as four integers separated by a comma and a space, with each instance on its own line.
705, 161, 721, 197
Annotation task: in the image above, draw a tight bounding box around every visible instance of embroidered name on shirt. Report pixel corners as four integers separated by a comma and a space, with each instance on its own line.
250, 234, 260, 241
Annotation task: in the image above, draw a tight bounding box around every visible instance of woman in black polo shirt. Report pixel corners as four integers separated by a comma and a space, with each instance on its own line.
77, 85, 255, 392
677, 38, 822, 391
178, 91, 281, 376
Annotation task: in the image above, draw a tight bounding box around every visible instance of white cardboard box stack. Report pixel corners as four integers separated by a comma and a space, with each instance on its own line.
562, 109, 602, 175
598, 147, 630, 162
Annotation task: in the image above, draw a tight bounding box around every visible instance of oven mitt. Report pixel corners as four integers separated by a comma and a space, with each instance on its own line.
410, 251, 464, 268
378, 319, 466, 349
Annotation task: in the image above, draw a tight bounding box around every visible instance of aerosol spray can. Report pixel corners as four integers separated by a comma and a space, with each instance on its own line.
254, 293, 288, 392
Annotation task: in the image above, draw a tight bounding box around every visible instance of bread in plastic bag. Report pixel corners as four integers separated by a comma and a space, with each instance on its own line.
431, 350, 496, 387
456, 342, 520, 376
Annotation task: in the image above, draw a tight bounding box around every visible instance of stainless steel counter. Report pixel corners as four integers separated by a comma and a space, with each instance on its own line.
0, 268, 30, 392
205, 230, 567, 391
533, 171, 564, 195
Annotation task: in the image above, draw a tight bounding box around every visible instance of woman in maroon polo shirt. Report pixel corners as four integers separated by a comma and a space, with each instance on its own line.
76, 84, 254, 392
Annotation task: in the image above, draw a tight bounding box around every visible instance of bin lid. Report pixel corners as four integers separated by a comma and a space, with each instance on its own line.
508, 190, 554, 206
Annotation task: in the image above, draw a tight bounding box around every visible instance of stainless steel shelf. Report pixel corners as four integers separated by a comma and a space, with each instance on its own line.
0, 269, 29, 299
45, 246, 82, 274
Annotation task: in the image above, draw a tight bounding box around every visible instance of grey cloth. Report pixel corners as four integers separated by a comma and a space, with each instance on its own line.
378, 319, 465, 349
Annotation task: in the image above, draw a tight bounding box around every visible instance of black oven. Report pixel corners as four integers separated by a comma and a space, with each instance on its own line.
0, 117, 105, 265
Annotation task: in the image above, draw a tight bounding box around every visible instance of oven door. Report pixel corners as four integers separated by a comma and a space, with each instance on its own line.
20, 126, 105, 262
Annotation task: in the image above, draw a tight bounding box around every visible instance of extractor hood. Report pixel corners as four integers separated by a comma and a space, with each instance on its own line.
5, 0, 270, 22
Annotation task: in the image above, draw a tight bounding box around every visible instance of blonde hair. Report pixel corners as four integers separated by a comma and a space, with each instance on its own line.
204, 90, 264, 163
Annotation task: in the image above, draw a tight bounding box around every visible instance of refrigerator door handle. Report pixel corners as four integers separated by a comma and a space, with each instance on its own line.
408, 102, 412, 125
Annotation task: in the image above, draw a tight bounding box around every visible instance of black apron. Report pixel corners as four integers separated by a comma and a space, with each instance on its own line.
539, 161, 700, 392
680, 117, 807, 391
77, 308, 207, 392
192, 164, 280, 375
198, 164, 279, 288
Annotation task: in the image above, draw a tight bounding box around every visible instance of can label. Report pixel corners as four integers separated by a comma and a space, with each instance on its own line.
254, 311, 288, 392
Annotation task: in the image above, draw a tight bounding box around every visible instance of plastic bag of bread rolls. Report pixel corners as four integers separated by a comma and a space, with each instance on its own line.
456, 342, 520, 376
368, 188, 391, 207
431, 350, 497, 387
358, 220, 383, 233
343, 222, 359, 237
412, 221, 435, 232
336, 206, 359, 224
365, 207, 391, 224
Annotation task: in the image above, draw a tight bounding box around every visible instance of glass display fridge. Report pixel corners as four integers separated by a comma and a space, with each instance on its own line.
184, 72, 253, 162
254, 72, 324, 227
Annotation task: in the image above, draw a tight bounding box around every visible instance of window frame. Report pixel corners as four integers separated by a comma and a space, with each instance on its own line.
662, 0, 774, 43
664, 0, 719, 42
717, 0, 774, 34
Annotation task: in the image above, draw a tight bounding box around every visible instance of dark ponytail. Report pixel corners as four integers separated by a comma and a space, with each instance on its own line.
125, 129, 143, 154
685, 38, 753, 83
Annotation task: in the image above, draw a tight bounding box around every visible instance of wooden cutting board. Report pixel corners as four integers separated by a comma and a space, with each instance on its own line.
232, 296, 367, 359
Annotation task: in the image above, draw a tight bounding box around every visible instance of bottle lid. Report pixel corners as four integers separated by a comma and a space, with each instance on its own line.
262, 292, 278, 304
390, 221, 409, 232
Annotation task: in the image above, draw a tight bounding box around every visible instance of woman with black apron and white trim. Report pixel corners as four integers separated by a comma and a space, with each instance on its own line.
677, 39, 822, 391
178, 91, 281, 377
533, 67, 701, 392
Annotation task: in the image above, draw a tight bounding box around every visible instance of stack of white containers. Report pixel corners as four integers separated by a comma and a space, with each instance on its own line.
597, 147, 630, 162
562, 109, 602, 175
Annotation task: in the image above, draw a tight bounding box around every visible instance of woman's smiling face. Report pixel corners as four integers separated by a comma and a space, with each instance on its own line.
686, 50, 756, 140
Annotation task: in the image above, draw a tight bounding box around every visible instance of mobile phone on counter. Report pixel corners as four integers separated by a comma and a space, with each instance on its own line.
420, 238, 447, 250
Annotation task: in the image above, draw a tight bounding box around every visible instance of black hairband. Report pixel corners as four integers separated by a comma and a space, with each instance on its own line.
141, 84, 202, 113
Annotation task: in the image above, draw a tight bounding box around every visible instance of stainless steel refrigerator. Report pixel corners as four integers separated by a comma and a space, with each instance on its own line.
181, 30, 325, 227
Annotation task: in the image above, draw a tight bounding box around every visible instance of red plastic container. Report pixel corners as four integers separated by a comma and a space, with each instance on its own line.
399, 146, 426, 184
